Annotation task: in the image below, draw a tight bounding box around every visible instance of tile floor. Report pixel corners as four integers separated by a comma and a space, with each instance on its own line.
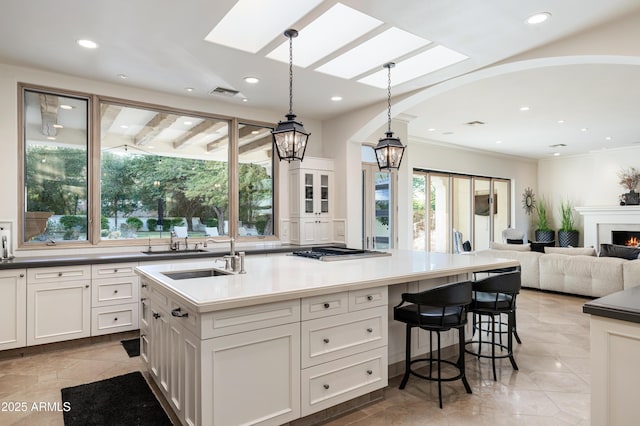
0, 289, 591, 425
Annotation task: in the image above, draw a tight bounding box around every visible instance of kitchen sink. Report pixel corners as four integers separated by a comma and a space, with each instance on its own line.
162, 268, 232, 280
142, 249, 209, 255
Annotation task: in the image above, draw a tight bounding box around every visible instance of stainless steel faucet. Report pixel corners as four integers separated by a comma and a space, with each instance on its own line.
205, 237, 245, 273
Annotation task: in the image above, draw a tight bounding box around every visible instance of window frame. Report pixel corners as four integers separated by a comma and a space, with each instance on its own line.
18, 83, 280, 249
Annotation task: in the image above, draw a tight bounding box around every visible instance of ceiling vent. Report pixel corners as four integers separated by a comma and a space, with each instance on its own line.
549, 143, 567, 148
465, 120, 485, 126
209, 87, 239, 97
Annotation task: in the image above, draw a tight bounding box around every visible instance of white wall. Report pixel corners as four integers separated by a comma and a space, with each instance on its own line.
538, 145, 640, 245
0, 62, 323, 255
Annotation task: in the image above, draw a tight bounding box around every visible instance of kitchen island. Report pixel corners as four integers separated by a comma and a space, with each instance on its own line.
135, 249, 518, 426
583, 286, 640, 426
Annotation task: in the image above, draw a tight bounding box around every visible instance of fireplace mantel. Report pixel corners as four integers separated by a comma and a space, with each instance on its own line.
576, 206, 640, 248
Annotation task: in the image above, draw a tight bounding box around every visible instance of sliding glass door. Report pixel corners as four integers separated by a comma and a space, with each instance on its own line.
362, 163, 393, 249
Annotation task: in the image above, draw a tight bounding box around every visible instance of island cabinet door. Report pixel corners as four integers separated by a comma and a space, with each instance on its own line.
0, 269, 26, 350
201, 322, 301, 426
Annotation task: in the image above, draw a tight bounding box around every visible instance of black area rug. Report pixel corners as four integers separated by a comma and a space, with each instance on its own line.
121, 338, 140, 357
61, 372, 172, 426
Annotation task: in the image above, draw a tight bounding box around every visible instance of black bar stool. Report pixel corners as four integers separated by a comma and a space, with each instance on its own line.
465, 271, 521, 381
393, 280, 472, 408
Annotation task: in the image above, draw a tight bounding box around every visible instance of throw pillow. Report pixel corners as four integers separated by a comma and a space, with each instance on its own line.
544, 247, 597, 256
489, 241, 531, 252
598, 243, 640, 260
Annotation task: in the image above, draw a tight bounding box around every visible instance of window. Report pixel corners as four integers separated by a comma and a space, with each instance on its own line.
19, 85, 278, 246
22, 88, 89, 243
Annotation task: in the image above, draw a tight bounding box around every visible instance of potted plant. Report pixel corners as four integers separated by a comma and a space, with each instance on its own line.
534, 197, 555, 243
558, 199, 579, 247
618, 167, 640, 205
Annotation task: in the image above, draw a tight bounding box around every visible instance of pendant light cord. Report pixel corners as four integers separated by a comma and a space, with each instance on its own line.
288, 33, 294, 116
387, 64, 392, 134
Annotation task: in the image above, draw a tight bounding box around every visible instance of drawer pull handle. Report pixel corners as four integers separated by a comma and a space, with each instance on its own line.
323, 338, 330, 344
367, 295, 373, 301
172, 308, 189, 318
323, 384, 330, 390
367, 328, 373, 333
367, 369, 373, 375
141, 297, 147, 301
323, 303, 330, 309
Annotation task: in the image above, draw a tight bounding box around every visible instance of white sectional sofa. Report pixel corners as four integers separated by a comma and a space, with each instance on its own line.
475, 242, 640, 297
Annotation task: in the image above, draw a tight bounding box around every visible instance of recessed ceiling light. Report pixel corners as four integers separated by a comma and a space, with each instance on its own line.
184, 121, 193, 125
242, 98, 248, 102
120, 125, 129, 129
526, 12, 551, 25
519, 106, 530, 111
47, 136, 56, 140
204, 0, 323, 53
428, 128, 436, 132
244, 77, 260, 84
316, 27, 431, 80
267, 3, 383, 68
605, 136, 612, 140
185, 87, 194, 92
251, 130, 260, 134
77, 39, 98, 49
147, 145, 155, 149
581, 128, 588, 132
118, 74, 127, 79
59, 104, 73, 110
553, 152, 561, 156
53, 124, 63, 129
495, 140, 502, 144
358, 45, 468, 88
330, 96, 342, 102
557, 120, 565, 124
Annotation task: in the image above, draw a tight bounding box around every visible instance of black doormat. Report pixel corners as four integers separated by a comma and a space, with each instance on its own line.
121, 338, 140, 357
61, 372, 172, 426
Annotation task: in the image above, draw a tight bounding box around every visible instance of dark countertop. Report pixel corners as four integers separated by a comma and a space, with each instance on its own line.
583, 285, 640, 324
0, 244, 329, 270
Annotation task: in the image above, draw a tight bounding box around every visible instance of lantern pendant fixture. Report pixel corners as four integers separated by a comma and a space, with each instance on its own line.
271, 28, 310, 162
374, 62, 406, 171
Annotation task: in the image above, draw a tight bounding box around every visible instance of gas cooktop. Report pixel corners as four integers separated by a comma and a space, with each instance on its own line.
291, 246, 391, 261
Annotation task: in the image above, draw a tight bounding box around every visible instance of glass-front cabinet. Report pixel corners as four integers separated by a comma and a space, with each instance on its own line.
289, 157, 333, 244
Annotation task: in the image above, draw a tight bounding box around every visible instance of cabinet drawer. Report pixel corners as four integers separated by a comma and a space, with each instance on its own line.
92, 276, 139, 307
201, 299, 300, 339
91, 303, 139, 336
27, 265, 90, 283
301, 346, 387, 416
301, 292, 348, 320
301, 306, 387, 368
92, 262, 138, 279
141, 279, 171, 310
349, 286, 387, 311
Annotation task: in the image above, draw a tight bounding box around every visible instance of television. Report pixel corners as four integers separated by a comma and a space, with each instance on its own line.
474, 194, 497, 216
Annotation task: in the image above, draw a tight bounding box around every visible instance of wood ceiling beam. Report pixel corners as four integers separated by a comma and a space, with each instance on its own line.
134, 113, 177, 146
239, 135, 272, 155
100, 104, 122, 137
39, 94, 59, 137
173, 120, 226, 149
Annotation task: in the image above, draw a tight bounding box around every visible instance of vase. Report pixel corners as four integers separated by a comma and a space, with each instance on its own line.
625, 190, 640, 205
534, 230, 555, 243
558, 230, 579, 247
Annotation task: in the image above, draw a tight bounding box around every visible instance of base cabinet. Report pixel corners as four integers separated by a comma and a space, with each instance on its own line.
0, 269, 26, 350
201, 323, 301, 426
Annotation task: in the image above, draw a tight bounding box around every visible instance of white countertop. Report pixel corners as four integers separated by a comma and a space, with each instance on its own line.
135, 249, 519, 312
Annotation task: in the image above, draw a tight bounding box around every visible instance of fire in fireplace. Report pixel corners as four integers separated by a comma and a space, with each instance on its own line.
612, 231, 640, 247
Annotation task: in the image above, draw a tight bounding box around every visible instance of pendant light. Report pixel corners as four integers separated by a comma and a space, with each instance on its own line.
271, 29, 309, 162
374, 62, 406, 171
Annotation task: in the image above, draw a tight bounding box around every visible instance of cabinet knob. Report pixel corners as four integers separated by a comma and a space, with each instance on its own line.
58, 272, 63, 277
19, 274, 24, 278
141, 297, 147, 301
367, 328, 373, 333
323, 338, 330, 344
141, 284, 148, 288
367, 369, 373, 375
367, 295, 373, 301
323, 303, 330, 309
85, 284, 89, 289
114, 317, 118, 321
114, 290, 118, 294
152, 312, 161, 319
114, 269, 118, 273
323, 384, 330, 390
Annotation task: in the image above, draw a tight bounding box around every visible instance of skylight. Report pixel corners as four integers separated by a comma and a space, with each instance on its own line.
204, 0, 323, 53
266, 3, 383, 67
315, 27, 431, 79
358, 45, 468, 88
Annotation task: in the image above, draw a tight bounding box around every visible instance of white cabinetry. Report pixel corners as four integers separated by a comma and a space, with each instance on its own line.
0, 269, 26, 350
300, 286, 388, 416
91, 262, 139, 336
289, 157, 334, 245
27, 265, 91, 345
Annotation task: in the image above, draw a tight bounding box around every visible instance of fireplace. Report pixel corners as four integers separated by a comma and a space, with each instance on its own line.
612, 231, 640, 247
